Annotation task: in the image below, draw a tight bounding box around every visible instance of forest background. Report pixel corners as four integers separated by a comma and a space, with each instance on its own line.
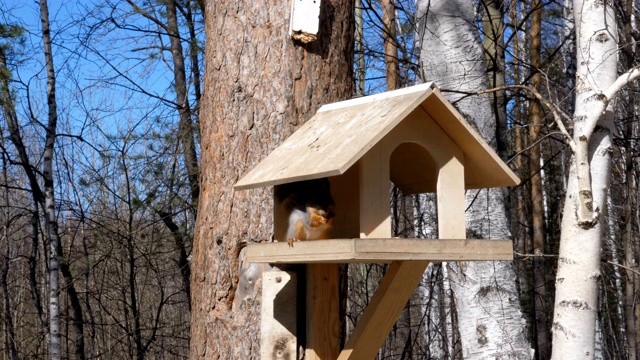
0, 0, 639, 359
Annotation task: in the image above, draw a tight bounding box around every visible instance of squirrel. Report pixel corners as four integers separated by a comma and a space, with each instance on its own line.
275, 178, 335, 247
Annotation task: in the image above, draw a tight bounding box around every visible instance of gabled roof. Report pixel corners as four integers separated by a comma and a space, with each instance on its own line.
234, 82, 519, 191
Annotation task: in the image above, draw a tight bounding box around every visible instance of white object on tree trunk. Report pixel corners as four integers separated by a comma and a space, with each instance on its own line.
289, 0, 320, 43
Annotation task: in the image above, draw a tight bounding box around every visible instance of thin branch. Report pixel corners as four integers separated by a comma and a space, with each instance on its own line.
515, 252, 640, 277
581, 66, 640, 141
506, 131, 565, 165
478, 84, 576, 151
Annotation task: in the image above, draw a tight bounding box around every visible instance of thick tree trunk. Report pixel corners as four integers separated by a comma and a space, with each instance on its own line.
190, 1, 353, 357
416, 1, 531, 358
550, 1, 617, 358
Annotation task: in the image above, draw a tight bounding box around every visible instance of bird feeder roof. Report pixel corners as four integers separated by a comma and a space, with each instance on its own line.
234, 82, 519, 191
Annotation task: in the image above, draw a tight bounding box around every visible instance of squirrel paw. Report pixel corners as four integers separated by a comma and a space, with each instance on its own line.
287, 237, 298, 247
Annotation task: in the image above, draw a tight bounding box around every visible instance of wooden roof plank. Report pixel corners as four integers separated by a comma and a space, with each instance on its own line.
234, 84, 434, 190
423, 89, 520, 188
234, 83, 520, 191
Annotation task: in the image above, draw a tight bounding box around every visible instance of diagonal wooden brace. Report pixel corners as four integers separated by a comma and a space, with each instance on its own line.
338, 260, 430, 360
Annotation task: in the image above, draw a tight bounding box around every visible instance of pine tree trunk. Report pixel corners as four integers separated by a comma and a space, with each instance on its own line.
165, 0, 200, 203
382, 0, 398, 91
190, 1, 354, 358
550, 1, 617, 358
1, 180, 18, 360
481, 0, 507, 157
528, 1, 552, 358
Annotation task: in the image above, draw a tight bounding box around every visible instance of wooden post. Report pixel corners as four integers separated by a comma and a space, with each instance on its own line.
339, 140, 465, 359
359, 143, 391, 238
437, 155, 466, 239
306, 264, 340, 360
261, 271, 297, 359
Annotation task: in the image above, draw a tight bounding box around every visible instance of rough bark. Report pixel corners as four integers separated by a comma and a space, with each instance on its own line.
481, 0, 508, 157
528, 1, 551, 358
508, 2, 533, 342
620, 2, 638, 359
551, 1, 618, 358
165, 0, 200, 204
416, 1, 532, 358
190, 1, 354, 358
1, 164, 18, 360
382, 0, 398, 91
355, 0, 365, 96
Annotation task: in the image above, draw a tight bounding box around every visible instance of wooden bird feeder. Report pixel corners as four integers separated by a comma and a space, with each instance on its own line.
234, 82, 520, 359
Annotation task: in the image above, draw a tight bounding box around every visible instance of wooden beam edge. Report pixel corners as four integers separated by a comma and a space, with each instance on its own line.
244, 239, 514, 263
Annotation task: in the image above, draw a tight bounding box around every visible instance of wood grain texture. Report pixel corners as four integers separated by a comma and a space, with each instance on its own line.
234, 84, 520, 192
245, 239, 514, 263
305, 264, 340, 360
422, 89, 520, 188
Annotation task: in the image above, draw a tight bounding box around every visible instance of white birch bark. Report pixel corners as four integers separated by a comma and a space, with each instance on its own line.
40, 1, 62, 359
415, 1, 531, 358
551, 1, 618, 358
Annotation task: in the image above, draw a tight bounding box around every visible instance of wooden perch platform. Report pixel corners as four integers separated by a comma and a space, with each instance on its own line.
245, 238, 513, 264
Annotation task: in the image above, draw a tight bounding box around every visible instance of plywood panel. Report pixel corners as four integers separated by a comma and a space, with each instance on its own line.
244, 239, 514, 263
359, 143, 391, 238
235, 84, 435, 190
424, 89, 520, 189
261, 271, 297, 360
329, 166, 360, 239
235, 82, 519, 192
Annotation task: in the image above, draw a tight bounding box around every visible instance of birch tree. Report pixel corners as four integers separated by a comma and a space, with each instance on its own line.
415, 1, 532, 358
550, 1, 640, 357
2, 1, 86, 358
